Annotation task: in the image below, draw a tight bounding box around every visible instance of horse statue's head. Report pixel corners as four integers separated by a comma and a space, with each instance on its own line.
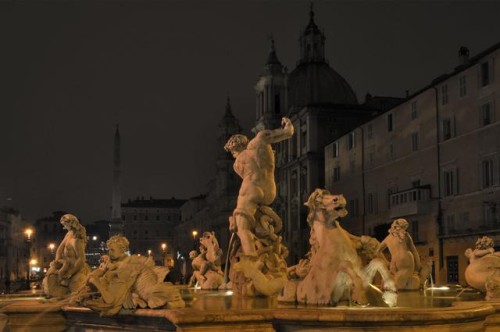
304, 188, 348, 225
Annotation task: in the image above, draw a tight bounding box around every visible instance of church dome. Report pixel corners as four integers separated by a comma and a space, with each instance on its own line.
287, 4, 358, 109
288, 62, 358, 108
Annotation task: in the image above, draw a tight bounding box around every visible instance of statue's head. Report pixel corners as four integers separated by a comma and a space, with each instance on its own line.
60, 213, 87, 242
304, 188, 348, 225
106, 235, 129, 261
475, 236, 494, 250
224, 134, 248, 158
189, 250, 198, 260
391, 218, 409, 232
60, 214, 80, 231
389, 219, 408, 241
200, 231, 219, 251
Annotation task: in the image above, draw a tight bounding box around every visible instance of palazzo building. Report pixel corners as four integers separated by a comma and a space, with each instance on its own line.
121, 196, 186, 266
325, 44, 500, 285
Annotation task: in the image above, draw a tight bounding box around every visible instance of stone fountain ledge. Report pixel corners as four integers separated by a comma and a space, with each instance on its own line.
61, 300, 498, 332
1, 296, 500, 331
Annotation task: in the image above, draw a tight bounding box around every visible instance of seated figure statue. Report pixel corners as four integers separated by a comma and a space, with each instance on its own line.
376, 218, 422, 290
224, 117, 293, 297
188, 232, 223, 289
75, 235, 184, 316
465, 236, 500, 300
43, 214, 90, 298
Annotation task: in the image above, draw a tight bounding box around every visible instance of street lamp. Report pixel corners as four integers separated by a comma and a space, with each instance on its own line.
24, 228, 33, 241
48, 243, 56, 255
29, 259, 37, 280
192, 230, 198, 250
147, 249, 152, 256
24, 227, 34, 289
161, 243, 167, 266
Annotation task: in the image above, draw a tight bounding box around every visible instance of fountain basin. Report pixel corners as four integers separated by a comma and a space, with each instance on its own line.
1, 289, 500, 331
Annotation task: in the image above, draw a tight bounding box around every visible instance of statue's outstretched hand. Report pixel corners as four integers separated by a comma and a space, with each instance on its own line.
281, 117, 291, 127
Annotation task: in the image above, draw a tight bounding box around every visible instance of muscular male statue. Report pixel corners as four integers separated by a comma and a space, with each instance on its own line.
224, 117, 294, 257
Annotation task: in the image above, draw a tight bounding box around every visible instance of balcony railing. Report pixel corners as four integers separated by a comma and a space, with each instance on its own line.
389, 186, 431, 218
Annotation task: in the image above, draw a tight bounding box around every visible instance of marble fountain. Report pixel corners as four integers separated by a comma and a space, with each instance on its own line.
2, 118, 500, 331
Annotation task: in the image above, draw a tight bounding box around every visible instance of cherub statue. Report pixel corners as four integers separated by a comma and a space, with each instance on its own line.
225, 117, 293, 297
376, 218, 422, 290
188, 232, 224, 289
76, 235, 184, 316
43, 214, 90, 298
465, 236, 500, 300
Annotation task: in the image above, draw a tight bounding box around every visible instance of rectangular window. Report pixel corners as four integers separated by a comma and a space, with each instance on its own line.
459, 75, 467, 97
368, 152, 374, 167
301, 129, 307, 150
481, 61, 490, 87
446, 214, 455, 233
349, 199, 359, 218
367, 193, 378, 214
441, 84, 448, 105
481, 159, 494, 188
348, 132, 355, 150
447, 256, 459, 283
333, 166, 340, 182
443, 168, 459, 197
411, 132, 419, 151
411, 220, 419, 241
349, 160, 355, 174
367, 124, 373, 139
481, 102, 492, 126
332, 142, 339, 158
461, 212, 470, 226
483, 203, 497, 226
411, 101, 418, 120
389, 143, 394, 159
387, 114, 393, 132
442, 117, 456, 141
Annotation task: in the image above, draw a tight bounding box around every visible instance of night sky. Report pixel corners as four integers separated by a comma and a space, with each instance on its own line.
1, 0, 499, 223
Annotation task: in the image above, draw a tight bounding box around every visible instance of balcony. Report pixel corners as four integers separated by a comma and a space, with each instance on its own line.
389, 186, 431, 218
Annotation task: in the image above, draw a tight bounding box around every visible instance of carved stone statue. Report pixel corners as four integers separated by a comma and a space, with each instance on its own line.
74, 235, 184, 316
465, 236, 500, 300
279, 189, 395, 306
188, 232, 223, 290
43, 214, 90, 298
376, 218, 422, 290
224, 117, 293, 296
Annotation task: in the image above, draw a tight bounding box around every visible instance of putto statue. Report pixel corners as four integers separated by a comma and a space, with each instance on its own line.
224, 117, 293, 296
188, 232, 224, 290
280, 189, 395, 306
376, 218, 422, 290
43, 214, 90, 298
465, 236, 500, 300
74, 235, 184, 316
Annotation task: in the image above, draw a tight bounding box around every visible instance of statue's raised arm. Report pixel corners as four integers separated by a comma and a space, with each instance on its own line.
255, 117, 294, 144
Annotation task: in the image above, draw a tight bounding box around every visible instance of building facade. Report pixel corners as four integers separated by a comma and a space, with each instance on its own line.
0, 208, 34, 286
121, 196, 185, 267
325, 44, 500, 285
